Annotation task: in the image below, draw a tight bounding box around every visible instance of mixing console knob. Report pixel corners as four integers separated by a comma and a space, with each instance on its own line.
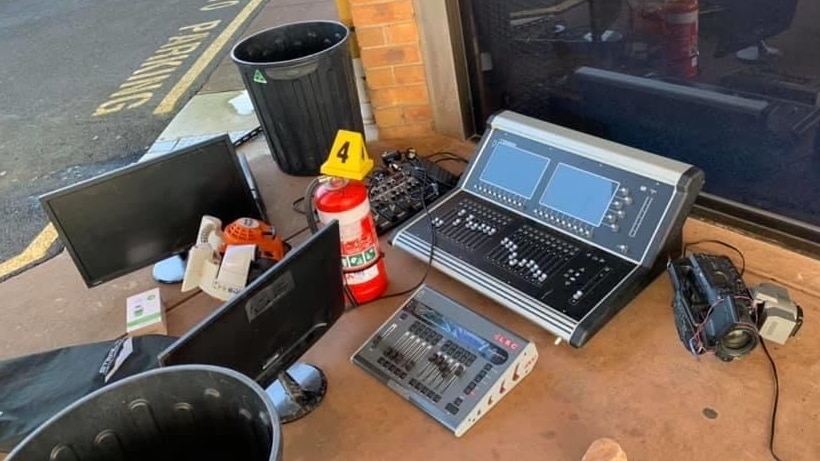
606, 214, 616, 223
610, 223, 620, 232
620, 187, 630, 196
458, 209, 466, 216
572, 290, 583, 300
623, 196, 633, 205
612, 200, 623, 210
616, 210, 626, 219
617, 244, 629, 254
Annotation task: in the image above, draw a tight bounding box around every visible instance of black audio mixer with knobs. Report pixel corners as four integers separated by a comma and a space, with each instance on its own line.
390, 111, 704, 347
352, 285, 538, 437
367, 149, 460, 235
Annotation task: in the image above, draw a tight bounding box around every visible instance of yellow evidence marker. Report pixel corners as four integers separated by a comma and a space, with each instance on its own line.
320, 130, 374, 181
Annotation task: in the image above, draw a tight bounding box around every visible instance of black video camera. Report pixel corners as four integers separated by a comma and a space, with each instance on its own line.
666, 253, 759, 361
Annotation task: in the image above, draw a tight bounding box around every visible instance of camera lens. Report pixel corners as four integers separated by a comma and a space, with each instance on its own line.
719, 325, 758, 358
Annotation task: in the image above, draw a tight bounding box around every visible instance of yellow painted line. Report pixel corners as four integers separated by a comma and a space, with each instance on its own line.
0, 223, 58, 278
154, 0, 266, 115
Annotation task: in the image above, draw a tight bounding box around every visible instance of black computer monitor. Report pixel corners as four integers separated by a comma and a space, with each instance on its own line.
39, 135, 264, 287
573, 66, 773, 178
157, 221, 345, 423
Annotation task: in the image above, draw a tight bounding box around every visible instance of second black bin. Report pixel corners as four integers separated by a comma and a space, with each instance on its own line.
4, 365, 282, 461
231, 20, 364, 176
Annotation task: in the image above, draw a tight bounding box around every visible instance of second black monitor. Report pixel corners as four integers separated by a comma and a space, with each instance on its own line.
39, 135, 263, 287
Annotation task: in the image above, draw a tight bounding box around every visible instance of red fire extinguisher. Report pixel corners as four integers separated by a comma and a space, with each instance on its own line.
663, 0, 699, 79
313, 177, 388, 304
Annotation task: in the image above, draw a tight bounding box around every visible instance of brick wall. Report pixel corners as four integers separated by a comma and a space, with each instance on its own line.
349, 0, 435, 139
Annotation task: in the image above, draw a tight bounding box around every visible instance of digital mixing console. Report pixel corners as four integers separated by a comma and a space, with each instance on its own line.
352, 285, 537, 436
390, 111, 704, 347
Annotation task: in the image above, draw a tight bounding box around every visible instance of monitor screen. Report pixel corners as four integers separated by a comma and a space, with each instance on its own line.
157, 221, 345, 388
479, 142, 550, 199
39, 136, 262, 287
540, 163, 619, 227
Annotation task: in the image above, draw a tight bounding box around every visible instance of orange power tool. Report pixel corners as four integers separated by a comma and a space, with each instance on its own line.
219, 217, 286, 261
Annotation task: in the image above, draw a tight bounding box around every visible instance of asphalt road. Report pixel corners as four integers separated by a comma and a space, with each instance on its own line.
0, 0, 264, 273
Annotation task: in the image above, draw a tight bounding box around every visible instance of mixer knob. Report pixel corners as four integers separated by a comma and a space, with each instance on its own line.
468, 214, 475, 220
616, 210, 626, 219
617, 244, 629, 254
612, 200, 623, 210
619, 187, 630, 196
509, 259, 518, 266
610, 223, 620, 232
458, 209, 466, 216
489, 228, 496, 235
572, 290, 584, 300
606, 214, 616, 223
623, 196, 633, 206
538, 274, 547, 282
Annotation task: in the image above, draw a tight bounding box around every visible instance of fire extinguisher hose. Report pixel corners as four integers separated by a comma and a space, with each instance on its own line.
303, 177, 325, 234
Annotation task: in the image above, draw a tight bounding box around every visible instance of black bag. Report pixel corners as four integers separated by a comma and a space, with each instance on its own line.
0, 335, 177, 452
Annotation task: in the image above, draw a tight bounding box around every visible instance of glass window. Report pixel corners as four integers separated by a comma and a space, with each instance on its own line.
461, 0, 820, 249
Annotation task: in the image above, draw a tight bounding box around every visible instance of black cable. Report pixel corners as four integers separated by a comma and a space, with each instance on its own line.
343, 282, 359, 309
282, 226, 309, 243
433, 157, 468, 165
759, 339, 785, 461
425, 150, 466, 162
682, 239, 747, 276
291, 197, 306, 215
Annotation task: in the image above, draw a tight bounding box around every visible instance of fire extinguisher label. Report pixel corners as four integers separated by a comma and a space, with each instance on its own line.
342, 248, 378, 269
319, 201, 381, 268
345, 265, 379, 284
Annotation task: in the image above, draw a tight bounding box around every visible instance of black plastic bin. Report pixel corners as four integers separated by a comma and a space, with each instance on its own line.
5, 365, 282, 461
231, 20, 363, 176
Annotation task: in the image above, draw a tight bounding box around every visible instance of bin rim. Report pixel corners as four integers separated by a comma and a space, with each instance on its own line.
230, 19, 351, 68
6, 364, 282, 459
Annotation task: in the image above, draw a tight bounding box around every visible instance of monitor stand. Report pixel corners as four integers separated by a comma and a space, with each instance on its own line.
265, 362, 327, 423
152, 255, 187, 284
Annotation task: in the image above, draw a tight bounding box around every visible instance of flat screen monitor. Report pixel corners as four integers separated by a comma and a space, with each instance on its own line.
575, 66, 770, 119
157, 221, 345, 422
39, 135, 263, 287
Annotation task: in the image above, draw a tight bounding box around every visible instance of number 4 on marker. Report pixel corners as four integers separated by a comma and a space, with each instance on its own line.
320, 129, 374, 181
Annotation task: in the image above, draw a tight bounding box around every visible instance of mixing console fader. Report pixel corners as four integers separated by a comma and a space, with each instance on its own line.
391, 111, 704, 347
352, 285, 538, 437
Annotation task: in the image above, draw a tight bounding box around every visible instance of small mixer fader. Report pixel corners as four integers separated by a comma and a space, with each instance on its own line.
352, 285, 538, 436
